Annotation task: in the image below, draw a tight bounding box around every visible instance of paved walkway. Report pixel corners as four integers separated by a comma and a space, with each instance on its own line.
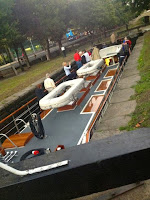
91, 36, 143, 141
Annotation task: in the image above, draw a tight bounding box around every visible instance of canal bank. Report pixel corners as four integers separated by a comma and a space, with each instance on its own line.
92, 35, 143, 140
75, 33, 150, 200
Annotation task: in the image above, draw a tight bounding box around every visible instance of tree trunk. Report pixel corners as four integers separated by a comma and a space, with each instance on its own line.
8, 47, 15, 61
20, 43, 31, 68
103, 27, 107, 38
5, 47, 12, 62
144, 16, 149, 24
46, 38, 51, 60
14, 48, 24, 72
58, 40, 62, 51
126, 24, 129, 30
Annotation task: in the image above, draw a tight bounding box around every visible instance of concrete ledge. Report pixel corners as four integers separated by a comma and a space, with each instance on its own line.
0, 128, 150, 200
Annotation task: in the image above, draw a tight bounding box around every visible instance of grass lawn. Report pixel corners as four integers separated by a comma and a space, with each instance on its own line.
0, 43, 92, 103
120, 31, 150, 130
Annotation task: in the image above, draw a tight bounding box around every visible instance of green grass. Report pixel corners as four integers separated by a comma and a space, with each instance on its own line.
119, 31, 150, 131
0, 43, 92, 102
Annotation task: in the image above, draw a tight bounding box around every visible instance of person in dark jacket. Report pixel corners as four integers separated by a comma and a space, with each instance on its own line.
117, 46, 125, 66
35, 84, 45, 101
122, 42, 130, 58
79, 51, 86, 65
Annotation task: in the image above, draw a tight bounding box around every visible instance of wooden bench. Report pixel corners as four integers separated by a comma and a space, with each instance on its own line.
2, 132, 34, 149
0, 61, 19, 77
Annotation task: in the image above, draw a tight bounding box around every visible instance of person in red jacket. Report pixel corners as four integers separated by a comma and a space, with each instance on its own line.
123, 37, 132, 48
74, 49, 82, 69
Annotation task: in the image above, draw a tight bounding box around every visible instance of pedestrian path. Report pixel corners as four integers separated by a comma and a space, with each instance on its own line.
91, 35, 144, 141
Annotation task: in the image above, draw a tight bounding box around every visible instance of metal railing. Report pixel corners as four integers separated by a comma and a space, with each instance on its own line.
0, 133, 18, 148
0, 99, 40, 140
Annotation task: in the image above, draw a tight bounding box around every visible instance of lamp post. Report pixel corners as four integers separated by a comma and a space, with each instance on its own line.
27, 37, 36, 56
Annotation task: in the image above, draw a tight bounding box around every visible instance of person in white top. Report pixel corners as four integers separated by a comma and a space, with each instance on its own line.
44, 73, 56, 93
63, 62, 76, 80
83, 50, 91, 62
61, 46, 66, 57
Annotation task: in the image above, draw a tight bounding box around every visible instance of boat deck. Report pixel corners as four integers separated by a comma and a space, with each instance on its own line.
4, 63, 119, 163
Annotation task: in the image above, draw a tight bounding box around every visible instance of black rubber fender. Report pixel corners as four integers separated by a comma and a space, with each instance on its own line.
20, 148, 46, 161
29, 114, 45, 139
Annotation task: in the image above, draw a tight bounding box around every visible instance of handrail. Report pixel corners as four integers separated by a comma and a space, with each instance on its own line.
117, 24, 147, 35
0, 97, 36, 124
1, 125, 18, 136
0, 133, 18, 148
0, 160, 69, 176
15, 119, 29, 129
0, 100, 39, 139
16, 102, 39, 120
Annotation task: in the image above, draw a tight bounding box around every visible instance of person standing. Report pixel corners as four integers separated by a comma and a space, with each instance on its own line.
91, 45, 101, 60
61, 46, 66, 57
117, 46, 125, 67
122, 38, 130, 59
88, 49, 92, 56
83, 50, 91, 62
63, 62, 76, 80
35, 84, 45, 101
79, 51, 86, 65
74, 49, 82, 69
123, 36, 132, 54
110, 32, 116, 44
44, 73, 56, 93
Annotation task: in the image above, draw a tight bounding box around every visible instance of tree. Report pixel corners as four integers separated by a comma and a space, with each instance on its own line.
69, 0, 121, 35
93, 0, 118, 31
0, 0, 15, 63
13, 0, 70, 60
128, 0, 149, 13
68, 0, 96, 32
34, 0, 69, 51
0, 0, 31, 70
113, 0, 134, 30
120, 0, 150, 23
